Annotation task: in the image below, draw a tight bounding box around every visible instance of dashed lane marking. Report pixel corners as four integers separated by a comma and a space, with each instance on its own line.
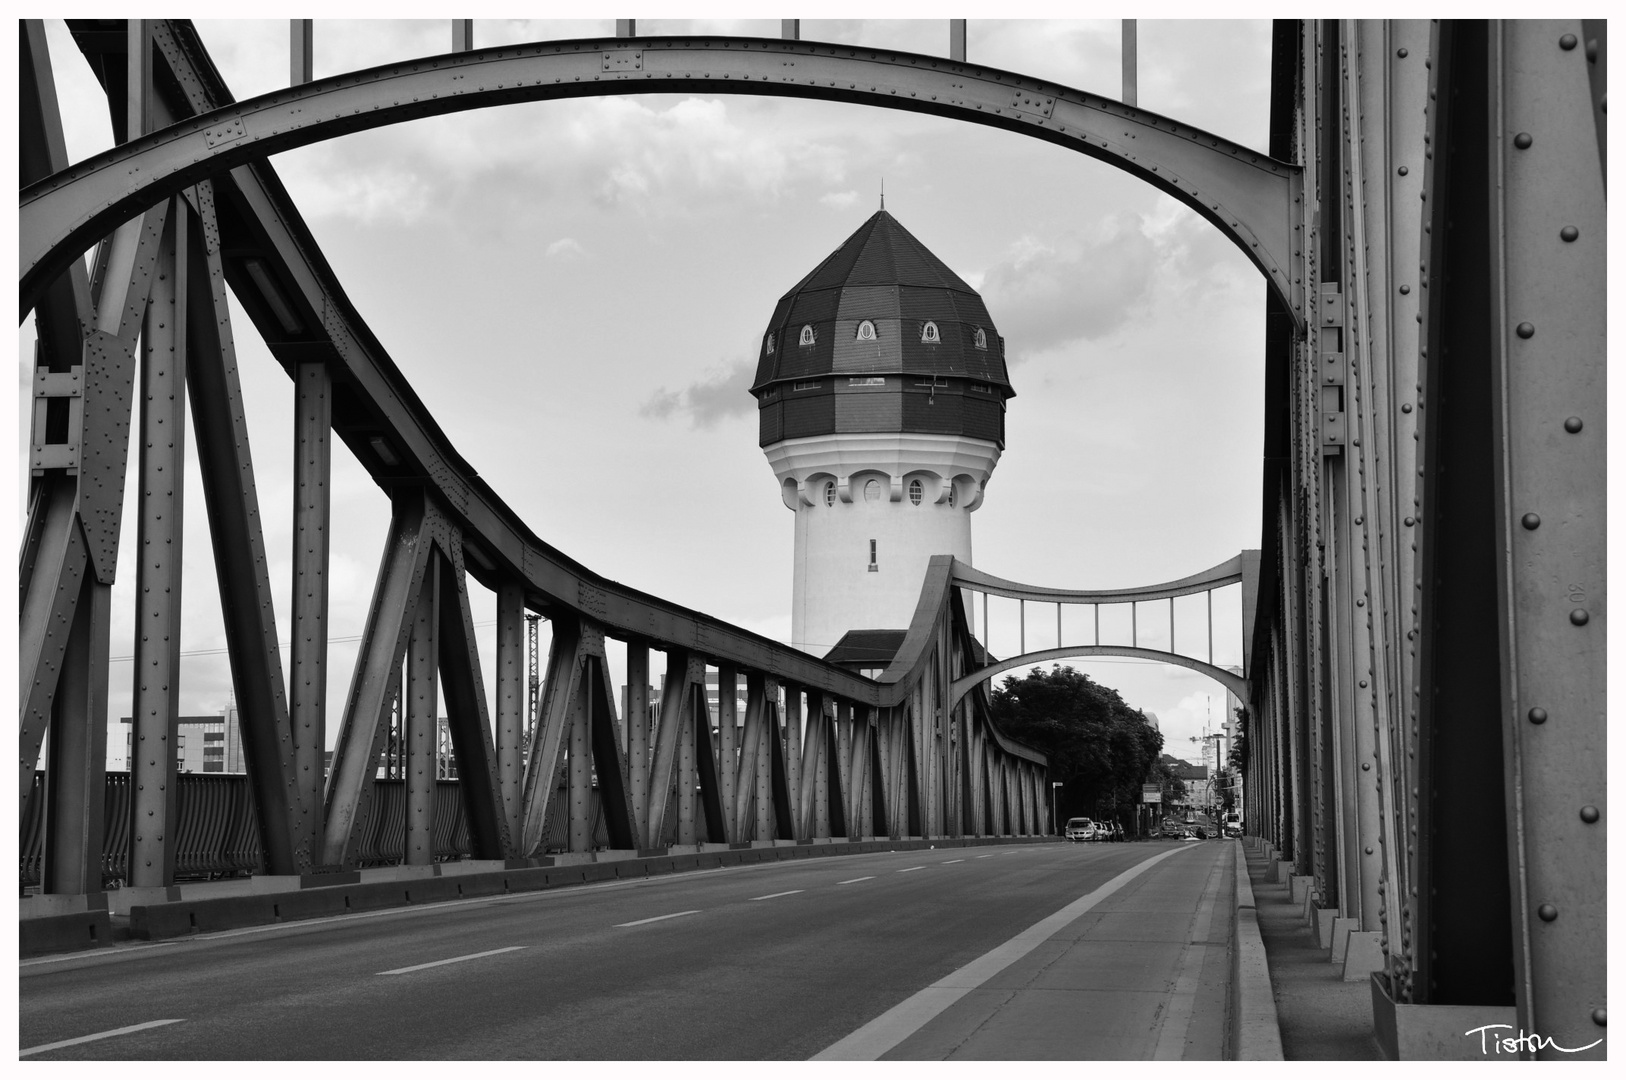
837, 877, 874, 885
942, 859, 965, 864
750, 890, 804, 901
615, 910, 701, 928
897, 866, 926, 873
377, 946, 526, 975
975, 854, 997, 859
21, 1019, 185, 1057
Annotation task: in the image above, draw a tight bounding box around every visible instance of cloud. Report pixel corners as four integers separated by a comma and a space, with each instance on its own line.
642, 360, 757, 428
978, 206, 1246, 362
544, 237, 583, 259
820, 190, 860, 209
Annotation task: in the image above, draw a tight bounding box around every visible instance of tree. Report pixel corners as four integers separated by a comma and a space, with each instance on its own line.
987, 666, 1164, 829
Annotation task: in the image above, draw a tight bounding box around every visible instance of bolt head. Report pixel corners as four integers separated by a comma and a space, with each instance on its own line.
1565, 416, 1584, 433
1580, 805, 1600, 823
1521, 513, 1541, 530
1514, 132, 1534, 149
1528, 707, 1549, 725
1561, 225, 1580, 242
1399, 284, 1411, 295
1560, 33, 1578, 50
1570, 608, 1590, 626
1537, 903, 1558, 922
1593, 1008, 1607, 1027
1397, 47, 1409, 58
1516, 321, 1536, 338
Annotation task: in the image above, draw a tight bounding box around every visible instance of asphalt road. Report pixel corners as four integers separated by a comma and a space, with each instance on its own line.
20, 840, 1230, 1060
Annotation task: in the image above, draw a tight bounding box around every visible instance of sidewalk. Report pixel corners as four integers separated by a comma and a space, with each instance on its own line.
1243, 842, 1380, 1059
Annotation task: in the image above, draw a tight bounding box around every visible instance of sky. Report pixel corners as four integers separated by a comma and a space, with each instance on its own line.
17, 12, 1270, 770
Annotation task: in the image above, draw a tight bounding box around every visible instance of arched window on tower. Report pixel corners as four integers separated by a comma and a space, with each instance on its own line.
823, 480, 836, 507
920, 321, 941, 343
856, 319, 877, 341
908, 478, 923, 505
799, 325, 816, 346
973, 327, 987, 350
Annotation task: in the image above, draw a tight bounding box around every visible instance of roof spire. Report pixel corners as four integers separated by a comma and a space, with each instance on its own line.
880, 178, 885, 211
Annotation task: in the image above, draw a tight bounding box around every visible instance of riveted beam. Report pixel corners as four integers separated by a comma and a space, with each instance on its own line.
404, 548, 439, 867
290, 359, 331, 850
518, 615, 586, 855
493, 583, 526, 840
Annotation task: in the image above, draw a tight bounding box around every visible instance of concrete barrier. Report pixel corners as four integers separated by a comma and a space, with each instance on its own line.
21, 909, 114, 958
119, 835, 1054, 946
1229, 840, 1285, 1060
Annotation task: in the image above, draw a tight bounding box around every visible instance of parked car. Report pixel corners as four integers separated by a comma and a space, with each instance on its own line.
1064, 817, 1097, 842
1161, 818, 1188, 839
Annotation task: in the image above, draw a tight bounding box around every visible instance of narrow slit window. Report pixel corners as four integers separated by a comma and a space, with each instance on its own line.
868, 539, 878, 571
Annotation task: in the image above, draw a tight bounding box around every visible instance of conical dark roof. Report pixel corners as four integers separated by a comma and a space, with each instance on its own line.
750, 210, 1014, 394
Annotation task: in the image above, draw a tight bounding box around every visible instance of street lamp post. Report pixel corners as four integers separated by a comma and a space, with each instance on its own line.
1051, 782, 1063, 836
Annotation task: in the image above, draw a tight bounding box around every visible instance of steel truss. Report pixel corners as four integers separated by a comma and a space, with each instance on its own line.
18, 20, 1056, 911
1245, 19, 1605, 1059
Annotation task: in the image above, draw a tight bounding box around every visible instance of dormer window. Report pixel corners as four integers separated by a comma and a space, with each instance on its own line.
799, 325, 816, 346
921, 321, 940, 343
856, 319, 877, 341
765, 332, 776, 355
973, 327, 987, 350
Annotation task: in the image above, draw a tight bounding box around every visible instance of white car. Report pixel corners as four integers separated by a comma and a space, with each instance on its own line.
1064, 817, 1097, 842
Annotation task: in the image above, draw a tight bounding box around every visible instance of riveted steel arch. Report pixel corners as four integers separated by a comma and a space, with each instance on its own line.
21, 34, 1302, 324
950, 645, 1249, 710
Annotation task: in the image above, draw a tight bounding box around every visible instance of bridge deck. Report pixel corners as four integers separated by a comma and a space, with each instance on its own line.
22, 840, 1239, 1060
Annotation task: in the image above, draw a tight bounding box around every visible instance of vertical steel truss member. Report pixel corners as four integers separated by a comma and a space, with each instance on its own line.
127, 199, 187, 888
404, 551, 439, 866
517, 617, 636, 856
1485, 19, 1606, 1056
290, 359, 331, 859
494, 585, 526, 840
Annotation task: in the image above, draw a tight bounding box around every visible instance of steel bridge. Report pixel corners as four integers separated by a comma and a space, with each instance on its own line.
18, 18, 1605, 1060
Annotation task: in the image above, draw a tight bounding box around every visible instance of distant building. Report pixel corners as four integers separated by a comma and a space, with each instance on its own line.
752, 209, 1015, 657
120, 707, 244, 774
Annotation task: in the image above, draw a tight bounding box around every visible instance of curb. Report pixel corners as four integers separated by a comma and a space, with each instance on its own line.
19, 908, 113, 959
57, 836, 1051, 949
1229, 839, 1285, 1059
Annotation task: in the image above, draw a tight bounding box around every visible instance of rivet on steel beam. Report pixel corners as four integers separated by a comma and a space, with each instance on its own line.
1592, 1008, 1606, 1027
1397, 47, 1409, 58
1587, 39, 1599, 63
1404, 516, 1415, 526
1400, 284, 1411, 295
1579, 805, 1600, 823
1570, 609, 1590, 626
1514, 132, 1534, 149
1397, 165, 1409, 176
1560, 33, 1578, 50
1561, 225, 1580, 242
1537, 903, 1558, 922
1362, 762, 1371, 771
1516, 322, 1535, 338
1521, 513, 1541, 530
1365, 846, 1374, 854
1402, 403, 1413, 414
1565, 416, 1584, 433
1528, 707, 1548, 725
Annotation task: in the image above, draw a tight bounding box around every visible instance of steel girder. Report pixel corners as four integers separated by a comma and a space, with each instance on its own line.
1247, 17, 1605, 1058
22, 34, 1303, 328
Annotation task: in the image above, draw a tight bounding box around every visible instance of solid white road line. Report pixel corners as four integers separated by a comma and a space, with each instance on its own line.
615, 910, 700, 928
750, 890, 804, 901
377, 945, 526, 975
19, 941, 180, 969
897, 866, 926, 873
21, 1018, 185, 1057
813, 845, 1195, 1060
837, 877, 875, 885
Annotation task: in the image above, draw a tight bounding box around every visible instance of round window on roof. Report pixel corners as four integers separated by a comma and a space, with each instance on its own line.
973, 327, 987, 350
823, 480, 835, 507
908, 479, 923, 505
765, 332, 776, 355
921, 321, 941, 343
856, 319, 877, 341
799, 325, 816, 346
